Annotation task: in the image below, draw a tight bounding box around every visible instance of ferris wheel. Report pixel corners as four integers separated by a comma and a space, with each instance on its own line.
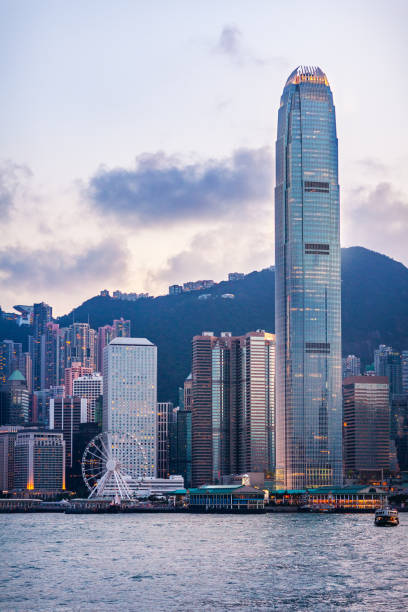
81, 432, 149, 501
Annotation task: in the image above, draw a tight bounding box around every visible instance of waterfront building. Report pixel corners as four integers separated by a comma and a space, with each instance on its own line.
64, 362, 93, 396
0, 425, 22, 491
175, 409, 192, 488
73, 373, 103, 422
342, 355, 361, 379
14, 430, 65, 492
191, 331, 275, 487
392, 394, 408, 471
275, 66, 342, 488
49, 396, 87, 486
157, 401, 174, 478
103, 337, 157, 479
188, 485, 265, 511
343, 376, 390, 480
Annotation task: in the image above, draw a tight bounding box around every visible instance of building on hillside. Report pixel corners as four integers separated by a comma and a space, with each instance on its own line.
228, 273, 244, 282
191, 330, 275, 487
73, 373, 103, 422
275, 66, 342, 488
103, 337, 157, 479
343, 376, 390, 481
14, 430, 65, 493
169, 284, 183, 295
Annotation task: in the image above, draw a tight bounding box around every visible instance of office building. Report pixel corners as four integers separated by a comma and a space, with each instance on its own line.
103, 337, 157, 479
157, 402, 174, 479
275, 66, 342, 488
14, 430, 65, 492
343, 376, 390, 480
49, 396, 87, 484
374, 344, 393, 376
0, 426, 22, 491
73, 373, 103, 422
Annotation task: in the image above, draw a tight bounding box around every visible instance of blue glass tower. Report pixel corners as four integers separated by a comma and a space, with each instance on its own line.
275, 66, 342, 488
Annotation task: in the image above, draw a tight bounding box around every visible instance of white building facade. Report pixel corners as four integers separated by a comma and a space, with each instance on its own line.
103, 338, 157, 479
73, 373, 103, 422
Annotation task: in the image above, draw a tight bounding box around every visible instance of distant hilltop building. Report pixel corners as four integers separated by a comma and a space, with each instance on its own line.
99, 289, 149, 300
228, 273, 244, 282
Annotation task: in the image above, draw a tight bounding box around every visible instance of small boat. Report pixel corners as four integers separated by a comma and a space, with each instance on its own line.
374, 506, 399, 527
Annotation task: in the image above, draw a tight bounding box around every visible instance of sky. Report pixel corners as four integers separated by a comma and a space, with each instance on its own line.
1, 0, 407, 314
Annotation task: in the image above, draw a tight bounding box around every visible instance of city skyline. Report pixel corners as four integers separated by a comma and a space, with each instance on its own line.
1, 1, 407, 314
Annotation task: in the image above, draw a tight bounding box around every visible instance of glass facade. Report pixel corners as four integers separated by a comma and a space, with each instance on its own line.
275, 66, 342, 488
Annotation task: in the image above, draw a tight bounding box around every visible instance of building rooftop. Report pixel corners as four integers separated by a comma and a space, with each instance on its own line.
285, 65, 328, 87
8, 369, 26, 382
109, 337, 154, 347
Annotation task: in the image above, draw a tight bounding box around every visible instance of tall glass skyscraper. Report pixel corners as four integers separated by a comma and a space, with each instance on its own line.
275, 66, 342, 488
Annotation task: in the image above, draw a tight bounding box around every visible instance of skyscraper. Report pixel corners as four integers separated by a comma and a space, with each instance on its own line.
103, 338, 157, 479
343, 376, 390, 481
275, 66, 342, 488
30, 302, 52, 391
191, 330, 275, 486
73, 373, 103, 422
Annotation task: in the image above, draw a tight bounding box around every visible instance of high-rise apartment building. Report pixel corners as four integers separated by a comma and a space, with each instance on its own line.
103, 338, 157, 479
191, 331, 275, 487
30, 302, 53, 391
97, 324, 114, 372
73, 373, 103, 422
14, 430, 65, 492
64, 362, 93, 396
0, 340, 23, 384
342, 355, 361, 379
275, 66, 342, 488
113, 318, 131, 339
343, 377, 390, 480
374, 345, 393, 376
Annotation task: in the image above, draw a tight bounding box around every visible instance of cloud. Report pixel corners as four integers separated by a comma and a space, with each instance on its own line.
147, 223, 272, 292
215, 26, 243, 59
343, 182, 408, 265
87, 147, 273, 226
0, 238, 128, 294
0, 161, 32, 219
213, 25, 288, 69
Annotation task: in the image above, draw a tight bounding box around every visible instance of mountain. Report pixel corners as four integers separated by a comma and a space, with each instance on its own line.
1, 247, 408, 402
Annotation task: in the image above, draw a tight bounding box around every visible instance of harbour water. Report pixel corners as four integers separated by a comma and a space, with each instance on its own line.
1, 512, 407, 610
